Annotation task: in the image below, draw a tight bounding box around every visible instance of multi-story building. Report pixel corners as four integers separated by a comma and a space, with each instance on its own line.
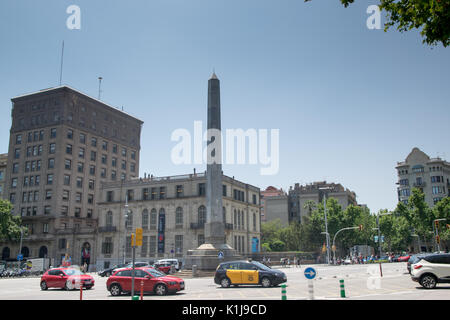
260, 186, 289, 225
288, 181, 357, 223
0, 154, 7, 199
95, 172, 261, 270
396, 147, 450, 207
1, 86, 143, 267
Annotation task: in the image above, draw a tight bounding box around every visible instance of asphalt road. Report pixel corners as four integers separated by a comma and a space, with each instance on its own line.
0, 262, 449, 300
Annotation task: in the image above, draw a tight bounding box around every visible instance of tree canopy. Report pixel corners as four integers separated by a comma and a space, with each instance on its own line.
0, 200, 26, 241
305, 0, 450, 47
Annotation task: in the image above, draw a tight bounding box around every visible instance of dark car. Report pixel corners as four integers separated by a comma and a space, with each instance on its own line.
106, 267, 185, 296
214, 260, 287, 288
98, 263, 129, 277
407, 254, 431, 274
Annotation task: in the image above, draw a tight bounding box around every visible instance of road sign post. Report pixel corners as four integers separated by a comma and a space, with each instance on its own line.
304, 267, 316, 300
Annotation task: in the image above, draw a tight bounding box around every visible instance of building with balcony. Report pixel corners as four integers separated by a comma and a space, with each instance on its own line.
396, 147, 450, 207
95, 172, 261, 270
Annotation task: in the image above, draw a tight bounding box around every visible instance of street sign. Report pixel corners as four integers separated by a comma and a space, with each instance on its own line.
218, 251, 224, 259
304, 267, 317, 280
135, 228, 143, 246
374, 236, 379, 242
17, 254, 23, 261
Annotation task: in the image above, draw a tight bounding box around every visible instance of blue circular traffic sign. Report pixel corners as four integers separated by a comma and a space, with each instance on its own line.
304, 267, 317, 280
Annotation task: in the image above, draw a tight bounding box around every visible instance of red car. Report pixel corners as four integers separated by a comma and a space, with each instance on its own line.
40, 267, 95, 290
106, 267, 184, 296
154, 262, 172, 274
398, 255, 411, 262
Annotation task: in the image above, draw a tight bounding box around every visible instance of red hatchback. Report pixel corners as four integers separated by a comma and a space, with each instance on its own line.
106, 267, 184, 296
40, 267, 95, 290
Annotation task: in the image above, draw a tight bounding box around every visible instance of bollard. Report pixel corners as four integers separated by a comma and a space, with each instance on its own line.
340, 279, 346, 298
307, 280, 314, 300
281, 284, 287, 300
140, 279, 144, 300
80, 282, 83, 300
192, 265, 198, 277
132, 295, 139, 301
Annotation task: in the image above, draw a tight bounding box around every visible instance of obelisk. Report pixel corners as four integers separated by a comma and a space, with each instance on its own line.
205, 72, 225, 245
184, 73, 241, 271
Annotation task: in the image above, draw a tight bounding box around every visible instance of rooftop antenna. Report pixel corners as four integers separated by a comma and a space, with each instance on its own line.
59, 40, 65, 86
98, 77, 103, 100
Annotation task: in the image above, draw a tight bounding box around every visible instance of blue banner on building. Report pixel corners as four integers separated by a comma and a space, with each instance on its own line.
158, 210, 166, 253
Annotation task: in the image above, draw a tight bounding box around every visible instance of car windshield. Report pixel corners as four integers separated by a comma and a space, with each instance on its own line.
252, 261, 272, 271
63, 269, 83, 276
144, 268, 165, 277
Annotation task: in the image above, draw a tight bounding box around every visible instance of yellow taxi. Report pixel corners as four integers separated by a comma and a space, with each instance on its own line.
214, 260, 287, 288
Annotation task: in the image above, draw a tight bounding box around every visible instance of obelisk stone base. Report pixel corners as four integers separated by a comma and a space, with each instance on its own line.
184, 243, 242, 271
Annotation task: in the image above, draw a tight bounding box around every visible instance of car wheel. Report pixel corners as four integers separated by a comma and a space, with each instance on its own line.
40, 281, 48, 290
64, 281, 71, 291
261, 277, 272, 288
154, 283, 168, 296
220, 277, 231, 288
110, 284, 122, 296
420, 274, 437, 289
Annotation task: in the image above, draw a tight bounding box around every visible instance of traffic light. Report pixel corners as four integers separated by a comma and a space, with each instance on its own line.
436, 235, 440, 244
135, 228, 143, 247
435, 220, 439, 229
131, 233, 135, 246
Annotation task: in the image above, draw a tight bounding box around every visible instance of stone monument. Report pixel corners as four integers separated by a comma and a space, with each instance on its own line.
184, 72, 241, 270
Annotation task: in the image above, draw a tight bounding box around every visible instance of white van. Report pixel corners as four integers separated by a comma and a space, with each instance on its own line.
157, 259, 180, 271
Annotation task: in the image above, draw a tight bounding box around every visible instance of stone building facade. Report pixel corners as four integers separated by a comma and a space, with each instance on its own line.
1, 86, 143, 267
95, 172, 261, 270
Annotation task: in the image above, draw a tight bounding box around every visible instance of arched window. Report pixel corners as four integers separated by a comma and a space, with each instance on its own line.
106, 211, 113, 227
198, 205, 206, 225
150, 209, 157, 230
21, 247, 30, 258
39, 246, 48, 258
2, 247, 10, 260
175, 207, 183, 226
142, 209, 149, 229
125, 210, 133, 229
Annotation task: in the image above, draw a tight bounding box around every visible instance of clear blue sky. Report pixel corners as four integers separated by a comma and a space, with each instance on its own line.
1, 0, 449, 213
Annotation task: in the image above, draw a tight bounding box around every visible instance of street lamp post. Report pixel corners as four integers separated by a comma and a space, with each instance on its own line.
123, 195, 130, 264
332, 226, 360, 264
319, 187, 332, 265
373, 211, 392, 277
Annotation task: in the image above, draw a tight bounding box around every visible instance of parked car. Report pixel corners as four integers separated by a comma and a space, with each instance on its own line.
407, 254, 430, 274
398, 254, 412, 262
40, 267, 95, 290
410, 253, 450, 289
156, 259, 180, 271
98, 263, 129, 277
153, 262, 172, 274
106, 267, 185, 296
214, 260, 287, 288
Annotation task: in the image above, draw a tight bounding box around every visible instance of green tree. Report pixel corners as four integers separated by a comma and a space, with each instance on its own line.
0, 200, 25, 241
304, 0, 450, 47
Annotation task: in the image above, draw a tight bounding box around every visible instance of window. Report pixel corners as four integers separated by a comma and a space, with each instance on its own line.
121, 160, 126, 170
79, 133, 86, 144
159, 187, 166, 199
59, 239, 67, 250
112, 157, 117, 167
77, 162, 84, 173
102, 141, 108, 151
125, 210, 133, 229
64, 159, 71, 170
175, 235, 183, 255
15, 134, 22, 144
142, 209, 149, 229
88, 194, 94, 204
106, 211, 113, 227
35, 175, 40, 186
49, 143, 56, 154
432, 186, 444, 194
50, 128, 56, 138
39, 130, 44, 141
101, 154, 107, 164
102, 237, 113, 255
75, 207, 81, 218
75, 193, 82, 203
12, 163, 19, 174
88, 179, 95, 190
198, 234, 205, 247
150, 209, 157, 230
48, 158, 55, 169
198, 183, 206, 196
66, 144, 72, 154
45, 190, 52, 200
63, 174, 70, 185
130, 163, 135, 173
43, 223, 49, 234
25, 161, 31, 172
151, 188, 157, 200
122, 148, 127, 157
176, 185, 183, 198
89, 165, 95, 175
67, 129, 73, 139
175, 207, 183, 226
23, 177, 29, 187
111, 170, 117, 180
62, 190, 69, 201
113, 144, 118, 154
149, 236, 156, 255
14, 148, 20, 159
101, 168, 106, 178
61, 206, 68, 216
106, 191, 114, 202
91, 137, 97, 147
223, 185, 227, 197
131, 151, 136, 160
76, 177, 83, 188
90, 151, 96, 161
44, 206, 51, 215
79, 147, 85, 158
47, 174, 53, 185
142, 188, 149, 200
127, 189, 134, 201
198, 206, 206, 225
253, 194, 257, 205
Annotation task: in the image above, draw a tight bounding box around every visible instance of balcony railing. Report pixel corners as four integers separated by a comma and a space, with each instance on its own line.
98, 226, 117, 233
413, 182, 426, 187
190, 222, 205, 229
